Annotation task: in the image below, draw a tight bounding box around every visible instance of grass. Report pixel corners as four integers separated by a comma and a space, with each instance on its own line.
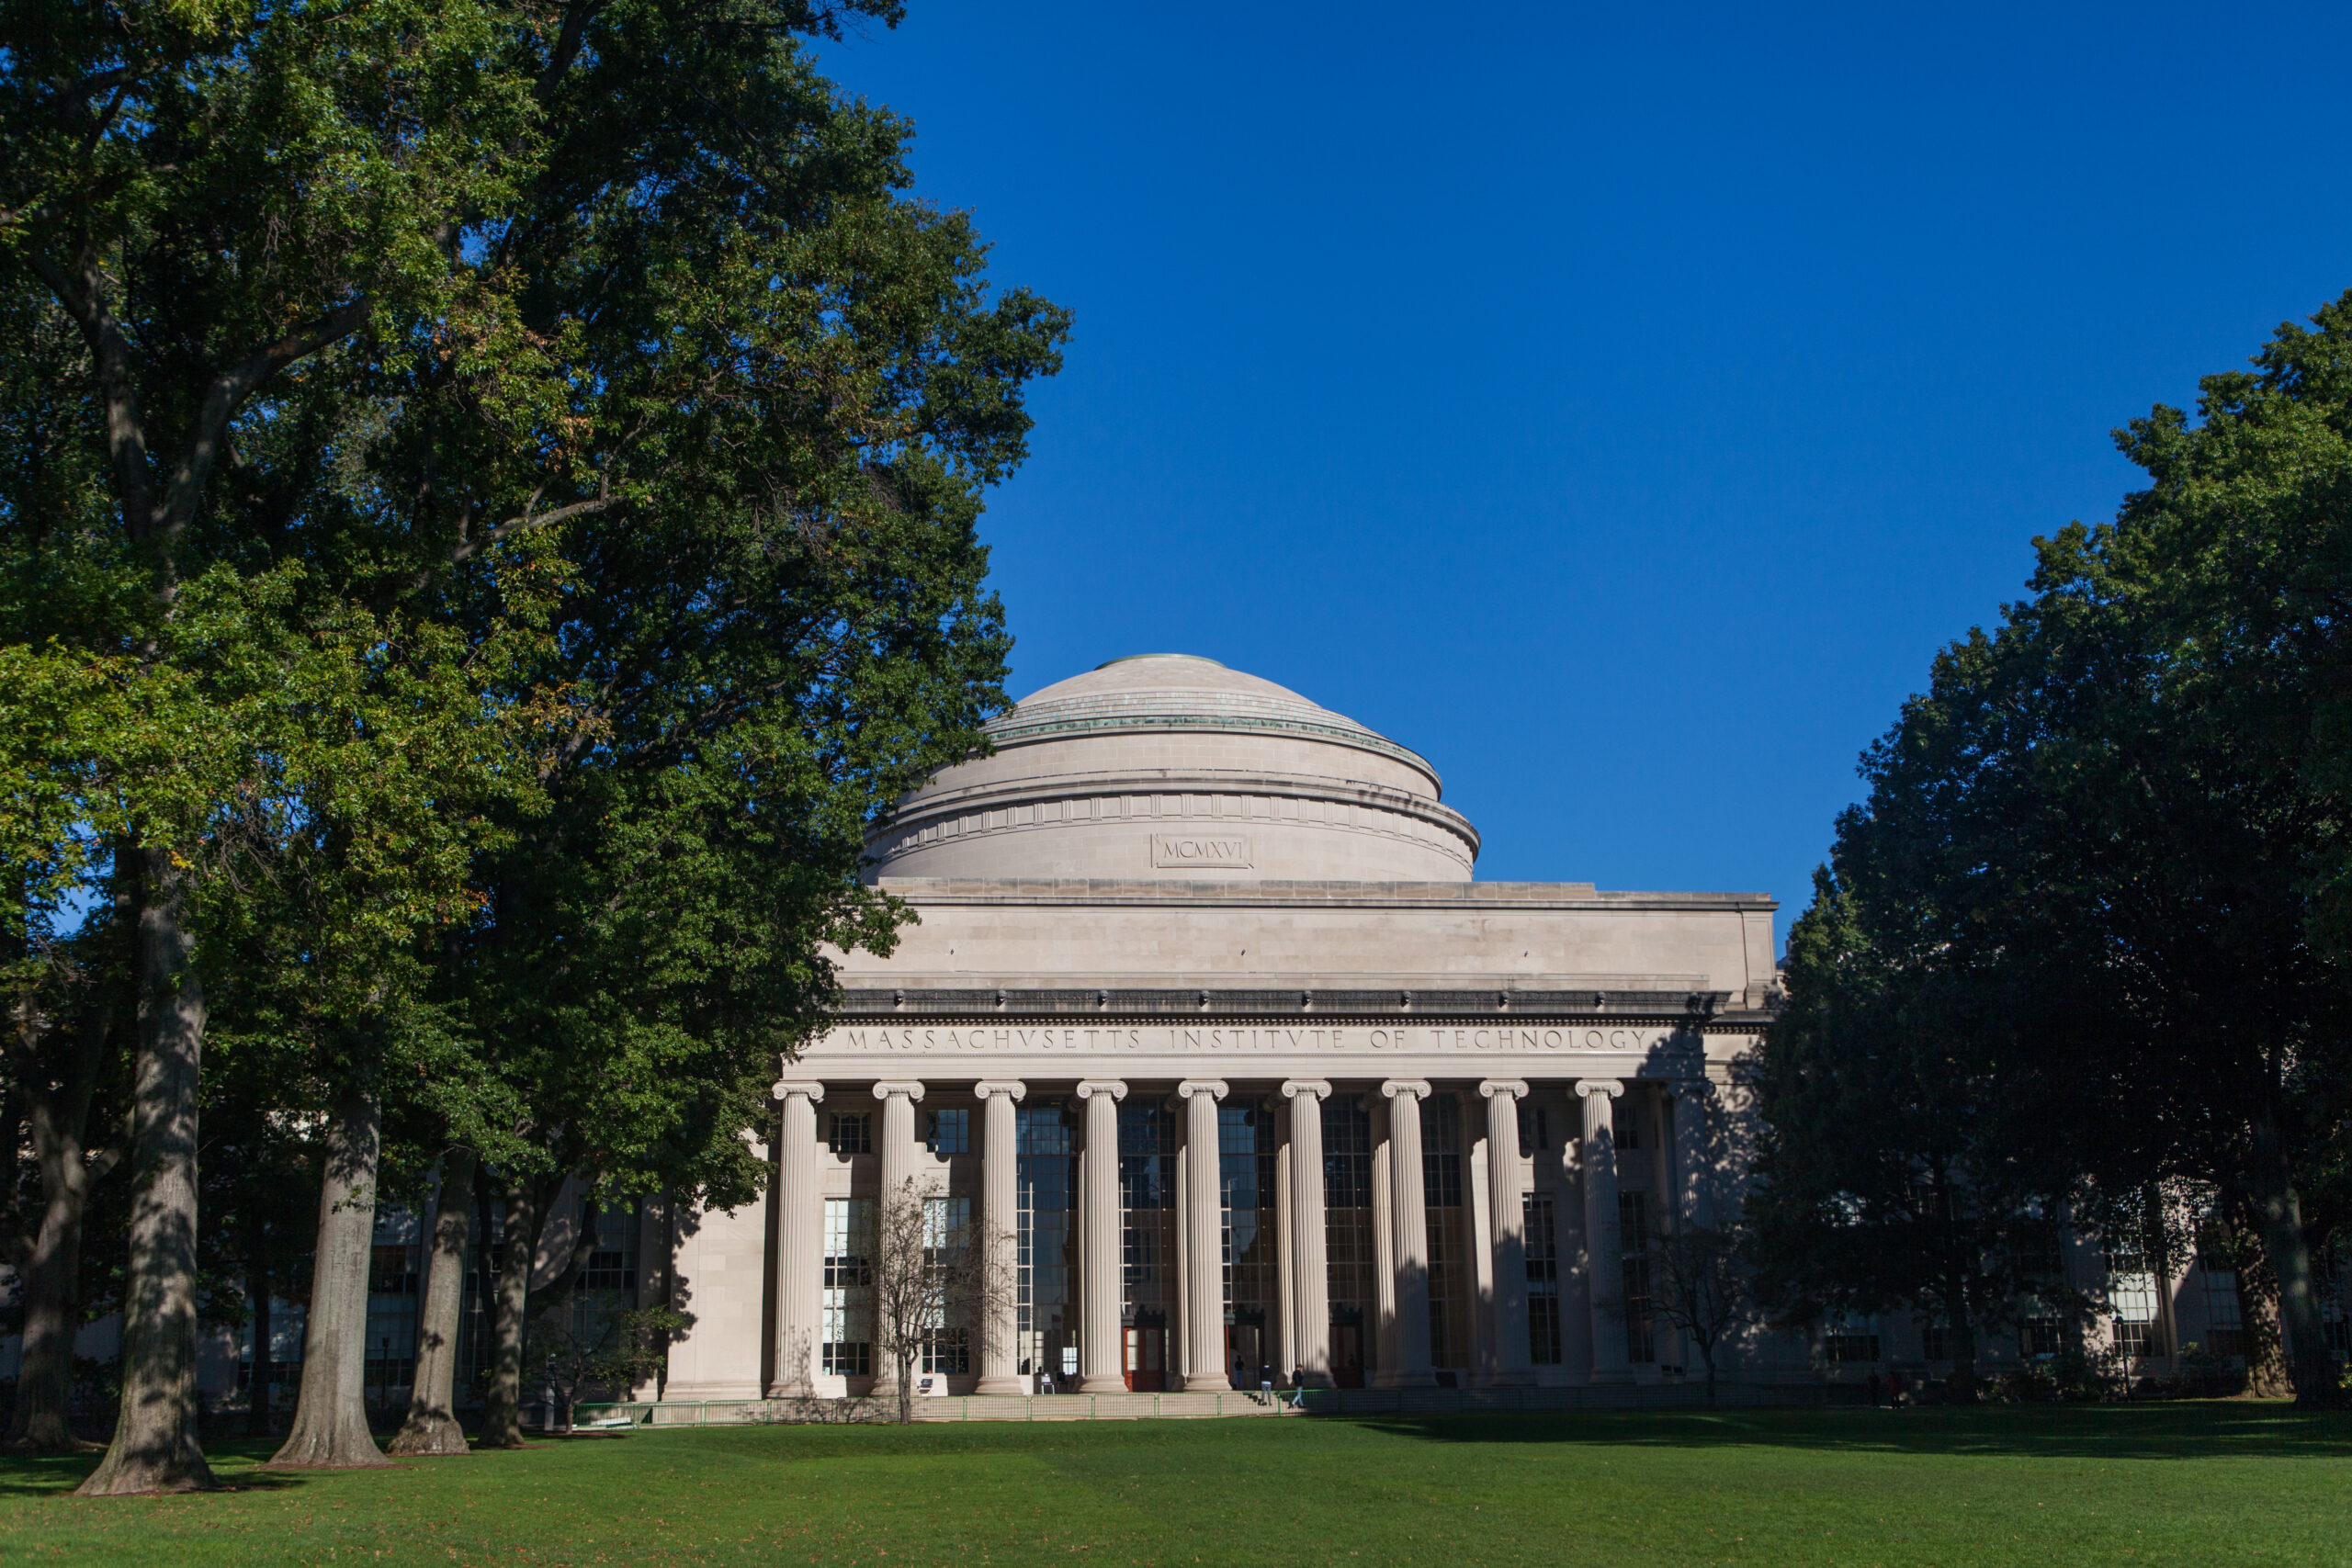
2, 1404, 2348, 1567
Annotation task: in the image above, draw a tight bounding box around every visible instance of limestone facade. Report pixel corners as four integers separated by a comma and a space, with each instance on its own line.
664, 655, 1784, 1399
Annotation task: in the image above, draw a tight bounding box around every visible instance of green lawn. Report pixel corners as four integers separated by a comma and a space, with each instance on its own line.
3, 1405, 2346, 1567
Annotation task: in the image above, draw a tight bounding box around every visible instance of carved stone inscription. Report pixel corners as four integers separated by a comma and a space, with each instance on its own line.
1151, 832, 1250, 869
814, 1024, 1688, 1056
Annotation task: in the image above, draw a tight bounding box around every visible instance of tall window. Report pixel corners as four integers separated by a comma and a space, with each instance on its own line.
2019, 1317, 2068, 1358
366, 1227, 422, 1400
1017, 1103, 1078, 1379
922, 1196, 971, 1374
1119, 1099, 1178, 1328
924, 1108, 969, 1156
1322, 1097, 1376, 1374
1612, 1100, 1644, 1152
1517, 1101, 1549, 1153
1220, 1099, 1279, 1379
1524, 1194, 1562, 1365
1826, 1325, 1882, 1362
2109, 1268, 2160, 1361
574, 1198, 642, 1349
1421, 1096, 1470, 1371
829, 1111, 871, 1156
1619, 1190, 1656, 1364
821, 1197, 873, 1377
2199, 1259, 2246, 1359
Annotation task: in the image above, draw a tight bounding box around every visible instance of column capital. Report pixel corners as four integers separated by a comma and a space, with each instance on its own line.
972, 1079, 1027, 1101
1662, 1077, 1711, 1103
1281, 1079, 1332, 1102
1380, 1078, 1432, 1100
1576, 1078, 1625, 1100
871, 1080, 926, 1103
771, 1079, 826, 1103
1478, 1079, 1529, 1100
1176, 1079, 1227, 1102
1075, 1079, 1127, 1102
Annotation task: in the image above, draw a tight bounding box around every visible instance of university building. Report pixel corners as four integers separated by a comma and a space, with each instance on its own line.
662, 653, 1785, 1398
9, 655, 2333, 1415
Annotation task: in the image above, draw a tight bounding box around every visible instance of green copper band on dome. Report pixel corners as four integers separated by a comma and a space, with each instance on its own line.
983, 711, 1442, 791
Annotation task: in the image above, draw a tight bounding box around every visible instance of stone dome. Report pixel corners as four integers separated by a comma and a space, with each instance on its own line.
864, 654, 1479, 882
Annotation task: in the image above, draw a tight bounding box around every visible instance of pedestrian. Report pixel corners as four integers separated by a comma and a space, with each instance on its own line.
1887, 1368, 1904, 1408
1867, 1370, 1883, 1406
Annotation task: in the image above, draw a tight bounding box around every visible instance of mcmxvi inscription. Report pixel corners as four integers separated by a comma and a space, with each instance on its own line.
1151, 832, 1250, 868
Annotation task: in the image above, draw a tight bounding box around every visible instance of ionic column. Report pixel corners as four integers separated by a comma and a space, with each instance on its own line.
1283, 1080, 1333, 1387
1371, 1094, 1397, 1376
1480, 1079, 1534, 1387
1176, 1080, 1230, 1391
973, 1081, 1026, 1394
1667, 1078, 1711, 1233
769, 1080, 825, 1397
1376, 1080, 1436, 1389
1074, 1080, 1127, 1393
1578, 1078, 1634, 1384
871, 1081, 925, 1394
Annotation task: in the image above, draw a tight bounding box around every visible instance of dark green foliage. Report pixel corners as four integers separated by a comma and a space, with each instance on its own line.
1753, 296, 2352, 1407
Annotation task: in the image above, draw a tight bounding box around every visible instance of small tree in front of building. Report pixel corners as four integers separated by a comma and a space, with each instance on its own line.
866, 1179, 1012, 1427
526, 1304, 688, 1434
1644, 1220, 1756, 1407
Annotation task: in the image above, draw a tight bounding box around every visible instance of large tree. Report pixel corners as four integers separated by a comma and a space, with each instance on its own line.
6, 0, 1062, 1484
1757, 298, 2352, 1408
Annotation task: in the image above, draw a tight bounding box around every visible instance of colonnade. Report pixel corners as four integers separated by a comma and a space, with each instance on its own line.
766, 1073, 1704, 1397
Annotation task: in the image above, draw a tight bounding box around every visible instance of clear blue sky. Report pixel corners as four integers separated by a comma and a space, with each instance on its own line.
819, 2, 2352, 937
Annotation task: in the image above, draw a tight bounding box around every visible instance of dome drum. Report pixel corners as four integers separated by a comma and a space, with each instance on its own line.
865, 655, 1479, 883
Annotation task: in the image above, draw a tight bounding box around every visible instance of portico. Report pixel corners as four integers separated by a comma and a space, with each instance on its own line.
661, 656, 1775, 1404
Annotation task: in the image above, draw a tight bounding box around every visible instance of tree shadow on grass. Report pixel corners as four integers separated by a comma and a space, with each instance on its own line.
0, 1438, 346, 1499
1341, 1404, 2352, 1461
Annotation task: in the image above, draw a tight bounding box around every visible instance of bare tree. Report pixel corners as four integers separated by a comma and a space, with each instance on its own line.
865, 1179, 1014, 1426
1646, 1220, 1756, 1408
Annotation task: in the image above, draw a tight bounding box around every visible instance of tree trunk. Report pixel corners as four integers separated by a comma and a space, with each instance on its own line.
75, 852, 216, 1495
480, 1172, 537, 1448
1947, 1271, 1978, 1405
2244, 1135, 2341, 1407
245, 1258, 274, 1438
390, 1149, 477, 1455
8, 1007, 113, 1453
268, 1091, 391, 1468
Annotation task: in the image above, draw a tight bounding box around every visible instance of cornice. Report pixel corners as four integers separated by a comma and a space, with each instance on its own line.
834, 984, 1750, 1024
862, 877, 1775, 913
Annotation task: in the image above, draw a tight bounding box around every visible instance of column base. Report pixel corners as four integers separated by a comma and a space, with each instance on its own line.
973, 1375, 1029, 1396
1076, 1374, 1130, 1394
1371, 1370, 1438, 1390
1475, 1371, 1537, 1389
761, 1382, 814, 1401
1175, 1372, 1233, 1393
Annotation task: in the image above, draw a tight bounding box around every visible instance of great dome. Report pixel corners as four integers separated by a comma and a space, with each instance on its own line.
864, 654, 1479, 882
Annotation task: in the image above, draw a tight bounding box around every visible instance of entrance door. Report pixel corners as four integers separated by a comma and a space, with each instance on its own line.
1329, 1325, 1364, 1389
1227, 1324, 1263, 1389
1124, 1326, 1164, 1392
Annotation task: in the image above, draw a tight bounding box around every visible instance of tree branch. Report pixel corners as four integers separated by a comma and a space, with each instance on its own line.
154, 298, 372, 546
449, 482, 615, 564
24, 243, 160, 551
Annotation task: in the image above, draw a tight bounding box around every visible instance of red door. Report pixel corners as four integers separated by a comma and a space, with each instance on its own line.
1329, 1325, 1364, 1388
1124, 1326, 1164, 1392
